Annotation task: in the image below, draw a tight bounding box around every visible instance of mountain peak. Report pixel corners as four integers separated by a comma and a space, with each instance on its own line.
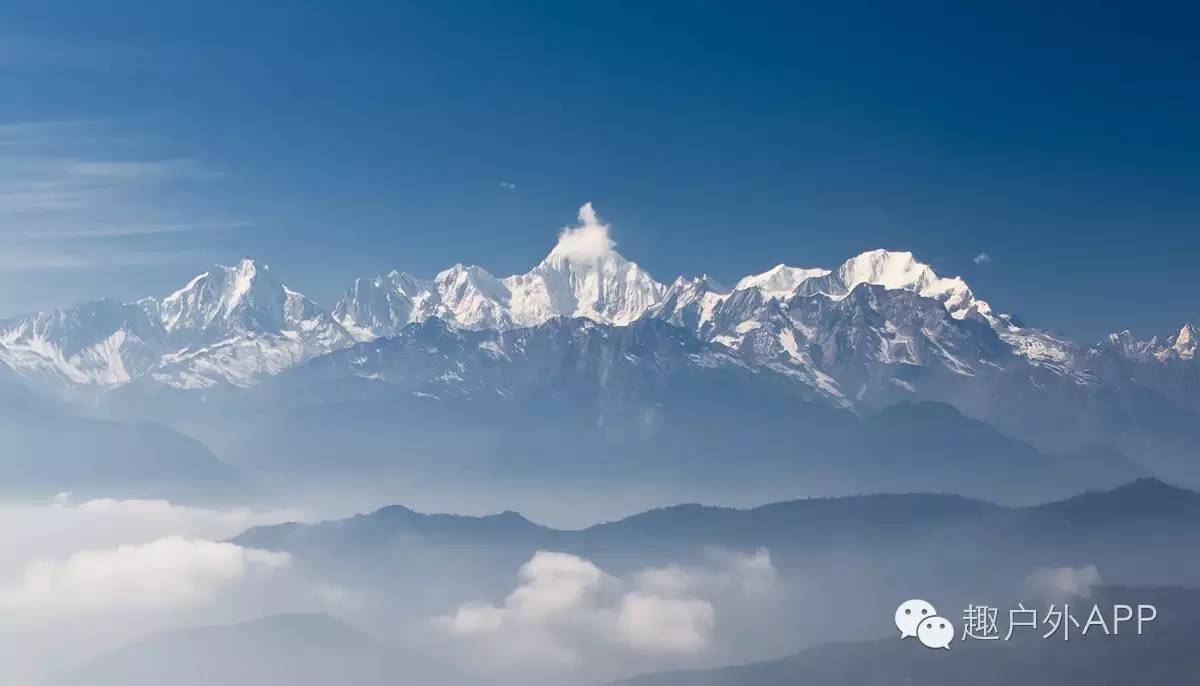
436, 262, 500, 283
837, 249, 982, 321
670, 273, 730, 293
1036, 478, 1200, 521
160, 258, 286, 335
838, 249, 929, 292
333, 205, 666, 336
1172, 323, 1196, 359
500, 203, 665, 327
333, 272, 433, 341
218, 257, 274, 298
231, 256, 265, 273
1103, 323, 1196, 363
734, 263, 830, 299
435, 263, 512, 329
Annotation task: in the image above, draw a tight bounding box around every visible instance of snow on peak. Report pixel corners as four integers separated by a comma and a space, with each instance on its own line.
1100, 323, 1196, 364
1167, 323, 1196, 360
160, 258, 287, 335
836, 249, 979, 319
334, 204, 665, 334
838, 249, 926, 289
436, 263, 505, 289
435, 263, 514, 329
734, 264, 830, 299
1104, 329, 1158, 360
0, 258, 354, 389
728, 250, 980, 320
649, 274, 731, 329
670, 273, 730, 294
504, 203, 665, 326
332, 271, 438, 341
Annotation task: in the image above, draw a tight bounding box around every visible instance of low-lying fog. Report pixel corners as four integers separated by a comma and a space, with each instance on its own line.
1, 477, 1193, 686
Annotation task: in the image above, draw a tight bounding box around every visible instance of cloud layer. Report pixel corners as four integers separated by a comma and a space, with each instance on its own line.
435, 548, 777, 668
0, 535, 290, 613
0, 496, 312, 683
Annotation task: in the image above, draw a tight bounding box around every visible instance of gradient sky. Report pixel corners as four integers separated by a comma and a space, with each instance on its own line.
1, 1, 1196, 341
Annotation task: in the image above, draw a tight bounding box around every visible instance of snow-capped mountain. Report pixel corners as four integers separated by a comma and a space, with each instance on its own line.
331, 210, 1059, 387
1171, 324, 1197, 361
0, 297, 166, 387
676, 248, 1078, 376
4, 202, 1195, 492
0, 259, 352, 389
648, 274, 730, 331
332, 203, 667, 340
331, 270, 443, 340
152, 260, 353, 387
500, 203, 667, 326
734, 264, 830, 299
0, 204, 1194, 417
1082, 323, 1200, 415
1099, 323, 1197, 364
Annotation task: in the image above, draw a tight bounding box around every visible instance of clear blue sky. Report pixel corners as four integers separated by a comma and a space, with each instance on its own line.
1, 1, 1196, 341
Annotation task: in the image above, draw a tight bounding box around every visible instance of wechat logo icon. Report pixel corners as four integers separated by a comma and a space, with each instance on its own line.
895, 599, 954, 650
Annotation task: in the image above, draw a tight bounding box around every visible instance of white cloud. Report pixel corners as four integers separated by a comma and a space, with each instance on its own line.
635, 548, 778, 599
434, 548, 778, 669
973, 252, 992, 264
506, 551, 615, 621
0, 498, 308, 683
436, 551, 620, 664
0, 243, 228, 271
549, 202, 617, 264
74, 497, 177, 515
0, 535, 289, 613
1024, 564, 1101, 601
616, 592, 714, 652
444, 601, 509, 635
0, 496, 304, 574
499, 181, 517, 190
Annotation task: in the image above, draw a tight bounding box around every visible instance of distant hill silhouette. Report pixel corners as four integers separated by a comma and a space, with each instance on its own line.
50, 613, 443, 686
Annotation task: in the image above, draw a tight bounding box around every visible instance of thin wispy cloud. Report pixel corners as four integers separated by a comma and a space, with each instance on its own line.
973, 252, 992, 265
499, 181, 517, 190
0, 244, 220, 271
0, 33, 150, 72
0, 120, 250, 269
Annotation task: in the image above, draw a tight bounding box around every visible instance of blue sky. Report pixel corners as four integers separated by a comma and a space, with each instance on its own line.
1, 1, 1196, 341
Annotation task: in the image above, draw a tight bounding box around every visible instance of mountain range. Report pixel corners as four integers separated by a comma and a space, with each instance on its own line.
228, 479, 1200, 683
1, 204, 1196, 497
39, 480, 1200, 686
0, 259, 352, 389
230, 477, 1200, 627
3, 205, 1192, 397
235, 478, 1200, 570
0, 378, 244, 500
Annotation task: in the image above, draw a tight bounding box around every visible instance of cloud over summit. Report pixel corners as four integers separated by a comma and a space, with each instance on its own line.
549, 202, 617, 264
